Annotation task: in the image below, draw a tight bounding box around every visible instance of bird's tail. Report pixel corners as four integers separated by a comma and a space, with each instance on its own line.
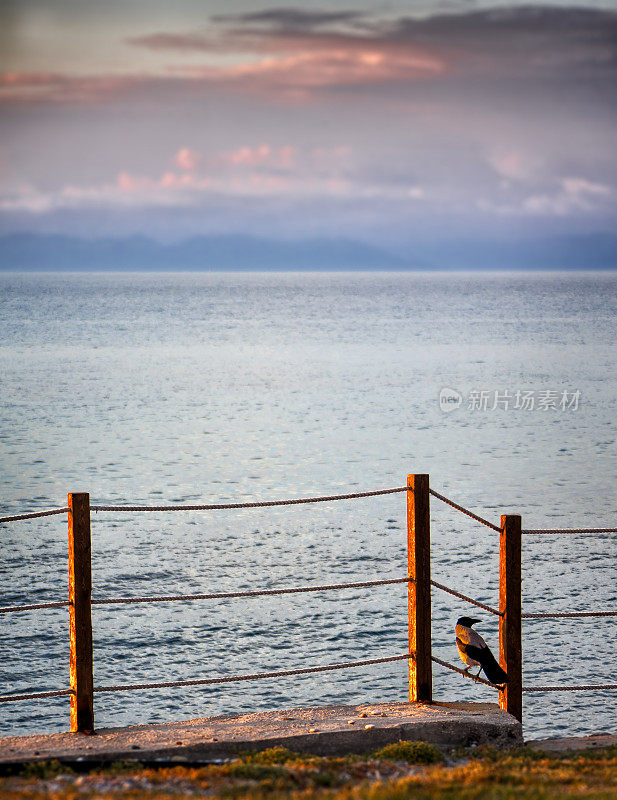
478, 648, 508, 684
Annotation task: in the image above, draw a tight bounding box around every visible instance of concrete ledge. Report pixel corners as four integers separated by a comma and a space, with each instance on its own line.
0, 701, 522, 766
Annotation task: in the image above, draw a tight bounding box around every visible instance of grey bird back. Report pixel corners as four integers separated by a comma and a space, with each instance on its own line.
455, 623, 486, 649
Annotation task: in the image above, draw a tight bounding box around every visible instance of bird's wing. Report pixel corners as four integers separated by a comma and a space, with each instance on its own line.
460, 642, 487, 662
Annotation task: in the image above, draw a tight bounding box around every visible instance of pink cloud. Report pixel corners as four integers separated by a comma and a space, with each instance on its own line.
1, 141, 429, 215
117, 172, 140, 192
2, 72, 63, 86
128, 24, 444, 67
219, 143, 297, 169
173, 147, 202, 172
225, 143, 272, 166
0, 70, 151, 105
183, 48, 445, 93
127, 20, 448, 95
159, 171, 207, 188
0, 29, 446, 107
488, 149, 540, 181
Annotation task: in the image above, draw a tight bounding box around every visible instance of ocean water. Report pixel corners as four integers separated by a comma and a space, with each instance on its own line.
1, 270, 616, 741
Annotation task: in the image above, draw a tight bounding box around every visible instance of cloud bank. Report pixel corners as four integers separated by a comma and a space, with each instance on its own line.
1, 4, 616, 256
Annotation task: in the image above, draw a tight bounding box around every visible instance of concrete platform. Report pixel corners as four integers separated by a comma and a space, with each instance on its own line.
0, 701, 522, 766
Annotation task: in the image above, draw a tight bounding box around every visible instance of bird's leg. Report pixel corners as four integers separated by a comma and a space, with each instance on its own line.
475, 666, 483, 677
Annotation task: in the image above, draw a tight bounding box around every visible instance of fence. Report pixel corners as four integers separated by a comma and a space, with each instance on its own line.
1, 474, 616, 734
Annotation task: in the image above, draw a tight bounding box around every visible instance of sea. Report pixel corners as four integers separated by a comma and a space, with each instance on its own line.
1, 270, 616, 741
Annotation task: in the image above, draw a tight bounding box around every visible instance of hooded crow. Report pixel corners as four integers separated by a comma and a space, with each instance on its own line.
455, 616, 508, 685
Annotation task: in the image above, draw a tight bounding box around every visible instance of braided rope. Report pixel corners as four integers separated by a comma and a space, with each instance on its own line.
6, 677, 617, 701
431, 579, 501, 616
91, 487, 409, 513
523, 528, 617, 535
0, 689, 73, 703
93, 653, 414, 694
522, 610, 617, 619
0, 577, 410, 614
0, 600, 69, 614
0, 508, 69, 524
431, 655, 502, 690
523, 684, 617, 692
428, 490, 501, 532
90, 577, 410, 607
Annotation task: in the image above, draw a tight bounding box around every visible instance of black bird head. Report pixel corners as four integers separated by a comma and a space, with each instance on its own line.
456, 616, 481, 628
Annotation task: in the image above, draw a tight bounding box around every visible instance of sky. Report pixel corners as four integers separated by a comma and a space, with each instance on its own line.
1, 0, 616, 253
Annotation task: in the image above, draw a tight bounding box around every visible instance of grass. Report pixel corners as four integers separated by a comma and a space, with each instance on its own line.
373, 741, 444, 764
3, 744, 617, 799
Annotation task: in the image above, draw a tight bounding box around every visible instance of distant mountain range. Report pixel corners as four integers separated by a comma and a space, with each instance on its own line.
0, 233, 407, 271
1, 232, 616, 270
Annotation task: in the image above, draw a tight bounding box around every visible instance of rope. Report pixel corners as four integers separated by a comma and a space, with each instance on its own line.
93, 653, 414, 694
0, 578, 410, 614
431, 579, 502, 616
6, 678, 617, 702
0, 600, 69, 614
523, 684, 617, 692
522, 610, 617, 619
91, 486, 409, 513
523, 528, 617, 535
428, 490, 501, 532
0, 508, 69, 524
431, 655, 502, 690
3, 575, 503, 616
0, 689, 73, 703
90, 577, 410, 607
2, 576, 502, 615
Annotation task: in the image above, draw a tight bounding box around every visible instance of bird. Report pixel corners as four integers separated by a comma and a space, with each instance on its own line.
455, 616, 508, 685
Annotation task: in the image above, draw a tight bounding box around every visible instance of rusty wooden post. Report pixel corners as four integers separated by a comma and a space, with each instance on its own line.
499, 514, 522, 722
68, 492, 94, 733
407, 473, 432, 702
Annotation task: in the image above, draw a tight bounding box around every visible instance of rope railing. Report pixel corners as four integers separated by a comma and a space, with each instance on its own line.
90, 577, 410, 606
523, 684, 617, 692
0, 488, 411, 526
0, 577, 411, 615
431, 655, 502, 690
93, 653, 414, 694
2, 490, 610, 538
1, 577, 503, 616
428, 489, 501, 532
3, 477, 616, 732
0, 654, 415, 703
0, 688, 73, 703
522, 610, 617, 619
10, 674, 617, 702
91, 486, 410, 513
0, 600, 70, 614
0, 486, 508, 532
522, 527, 617, 535
0, 507, 69, 524
430, 579, 502, 617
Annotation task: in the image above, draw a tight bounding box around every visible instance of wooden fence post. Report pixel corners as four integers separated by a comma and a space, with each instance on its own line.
408, 473, 432, 702
68, 492, 94, 733
499, 514, 522, 722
